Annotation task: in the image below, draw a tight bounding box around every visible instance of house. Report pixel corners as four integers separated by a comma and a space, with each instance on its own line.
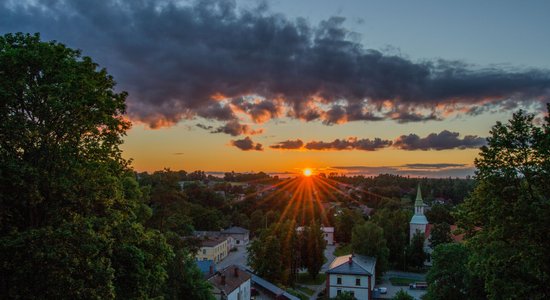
326, 254, 376, 300
196, 236, 228, 263
195, 231, 235, 252
221, 226, 250, 246
209, 265, 252, 300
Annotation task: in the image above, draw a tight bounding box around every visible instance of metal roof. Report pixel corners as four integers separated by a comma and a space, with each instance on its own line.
326, 254, 376, 276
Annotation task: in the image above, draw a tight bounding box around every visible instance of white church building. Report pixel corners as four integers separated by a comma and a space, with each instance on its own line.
409, 185, 433, 265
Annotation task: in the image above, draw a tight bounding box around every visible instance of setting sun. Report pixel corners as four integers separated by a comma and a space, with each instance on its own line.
303, 168, 312, 177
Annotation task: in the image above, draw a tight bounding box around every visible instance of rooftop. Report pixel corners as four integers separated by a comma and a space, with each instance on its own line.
326, 254, 376, 276
221, 226, 249, 234
208, 265, 251, 296
200, 236, 227, 247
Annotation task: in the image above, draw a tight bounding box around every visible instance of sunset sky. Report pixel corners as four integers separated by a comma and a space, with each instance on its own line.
2, 0, 549, 177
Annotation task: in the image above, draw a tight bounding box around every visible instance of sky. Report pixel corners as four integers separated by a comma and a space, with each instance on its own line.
2, 0, 550, 177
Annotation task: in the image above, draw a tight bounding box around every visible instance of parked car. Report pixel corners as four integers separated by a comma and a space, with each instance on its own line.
378, 287, 387, 294
409, 282, 428, 290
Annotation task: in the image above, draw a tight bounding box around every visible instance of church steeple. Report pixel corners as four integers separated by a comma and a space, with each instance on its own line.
410, 184, 429, 242
414, 184, 425, 215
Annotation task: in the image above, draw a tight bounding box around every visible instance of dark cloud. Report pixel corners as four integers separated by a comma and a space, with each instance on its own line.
304, 137, 392, 151
212, 120, 263, 136
270, 139, 304, 149
173, 152, 184, 155
230, 136, 263, 151
196, 120, 262, 136
2, 0, 549, 128
394, 130, 486, 150
196, 123, 214, 130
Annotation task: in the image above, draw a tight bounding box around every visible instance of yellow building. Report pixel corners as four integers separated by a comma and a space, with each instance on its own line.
196, 237, 228, 263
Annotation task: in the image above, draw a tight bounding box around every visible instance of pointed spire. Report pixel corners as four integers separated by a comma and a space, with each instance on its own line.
415, 184, 424, 206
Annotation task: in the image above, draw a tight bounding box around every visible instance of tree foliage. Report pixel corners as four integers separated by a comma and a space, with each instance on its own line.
428, 222, 452, 248
406, 231, 427, 270
351, 222, 389, 277
0, 33, 189, 299
457, 106, 550, 299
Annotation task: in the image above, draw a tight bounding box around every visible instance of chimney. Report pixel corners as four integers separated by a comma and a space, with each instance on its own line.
221, 274, 226, 285
209, 265, 214, 275
348, 256, 353, 265
234, 267, 239, 277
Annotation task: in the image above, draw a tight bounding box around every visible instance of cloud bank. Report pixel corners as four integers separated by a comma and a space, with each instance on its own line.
2, 0, 549, 129
269, 130, 486, 151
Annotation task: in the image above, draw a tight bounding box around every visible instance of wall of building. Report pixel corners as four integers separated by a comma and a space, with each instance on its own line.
196, 240, 228, 263
227, 279, 251, 300
328, 274, 371, 300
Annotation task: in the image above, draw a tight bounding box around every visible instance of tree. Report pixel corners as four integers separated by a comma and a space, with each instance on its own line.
392, 289, 413, 300
406, 231, 427, 270
247, 230, 283, 283
351, 222, 389, 277
425, 203, 454, 224
428, 222, 452, 248
305, 222, 326, 279
425, 243, 482, 300
371, 208, 411, 269
335, 208, 365, 243
0, 33, 172, 299
457, 106, 550, 299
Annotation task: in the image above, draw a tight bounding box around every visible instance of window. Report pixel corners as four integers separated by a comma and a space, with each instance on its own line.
337, 277, 342, 284
355, 278, 361, 286
337, 290, 342, 295
202, 249, 206, 254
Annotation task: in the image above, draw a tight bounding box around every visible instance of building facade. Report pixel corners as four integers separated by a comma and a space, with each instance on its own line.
196, 236, 228, 263
326, 254, 376, 300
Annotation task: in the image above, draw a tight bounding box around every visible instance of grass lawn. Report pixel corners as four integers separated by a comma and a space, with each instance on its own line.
389, 277, 416, 286
296, 285, 315, 296
286, 289, 308, 300
333, 244, 352, 256
296, 273, 327, 285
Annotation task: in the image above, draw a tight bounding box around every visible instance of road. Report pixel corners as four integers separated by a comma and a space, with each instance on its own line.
217, 245, 249, 269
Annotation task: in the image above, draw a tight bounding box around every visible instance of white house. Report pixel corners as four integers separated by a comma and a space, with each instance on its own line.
209, 265, 251, 300
326, 254, 376, 300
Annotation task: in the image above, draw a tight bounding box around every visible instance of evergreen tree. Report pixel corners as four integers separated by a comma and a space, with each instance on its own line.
305, 222, 326, 279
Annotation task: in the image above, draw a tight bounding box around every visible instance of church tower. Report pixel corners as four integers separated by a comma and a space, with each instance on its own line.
409, 184, 428, 242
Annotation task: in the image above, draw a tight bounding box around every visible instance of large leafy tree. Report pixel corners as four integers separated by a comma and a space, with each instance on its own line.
428, 222, 452, 248
425, 243, 470, 300
371, 208, 411, 269
0, 33, 174, 299
457, 106, 550, 299
351, 221, 389, 277
405, 231, 427, 270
